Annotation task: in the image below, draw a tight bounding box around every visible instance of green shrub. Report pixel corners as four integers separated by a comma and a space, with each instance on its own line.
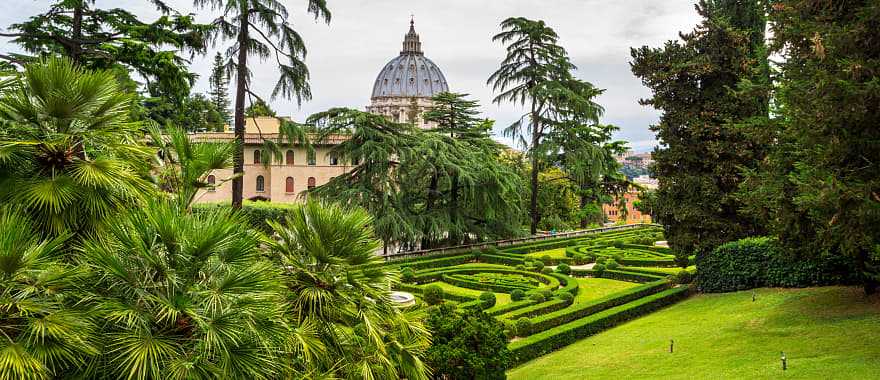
606, 259, 620, 270
541, 267, 553, 274
533, 261, 545, 271
401, 267, 415, 283
540, 289, 553, 300
556, 263, 571, 275
515, 317, 532, 336
510, 289, 526, 301
696, 237, 859, 292
541, 255, 552, 265
479, 292, 497, 309
528, 293, 545, 303
595, 256, 607, 265
556, 292, 573, 302
593, 264, 606, 275
480, 246, 499, 256
674, 270, 694, 284
515, 264, 526, 271
424, 285, 444, 305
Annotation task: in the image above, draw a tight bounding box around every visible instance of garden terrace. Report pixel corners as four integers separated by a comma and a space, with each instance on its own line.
389, 225, 692, 363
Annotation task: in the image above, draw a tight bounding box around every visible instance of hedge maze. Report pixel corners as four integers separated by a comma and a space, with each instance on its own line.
387, 226, 694, 365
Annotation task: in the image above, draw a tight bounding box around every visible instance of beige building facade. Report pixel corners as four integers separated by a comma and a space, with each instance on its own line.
194, 20, 448, 204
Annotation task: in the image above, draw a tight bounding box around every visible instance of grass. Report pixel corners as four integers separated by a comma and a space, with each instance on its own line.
508, 286, 880, 380
573, 277, 640, 304
526, 248, 568, 259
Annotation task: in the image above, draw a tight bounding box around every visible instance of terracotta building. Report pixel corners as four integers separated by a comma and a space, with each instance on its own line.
194, 20, 449, 203
603, 186, 653, 224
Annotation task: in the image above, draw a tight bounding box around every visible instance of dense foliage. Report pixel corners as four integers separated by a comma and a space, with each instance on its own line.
630, 0, 769, 260
696, 237, 859, 293
425, 304, 511, 380
737, 0, 880, 293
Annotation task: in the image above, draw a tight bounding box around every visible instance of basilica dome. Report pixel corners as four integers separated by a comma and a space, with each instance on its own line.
370, 21, 449, 99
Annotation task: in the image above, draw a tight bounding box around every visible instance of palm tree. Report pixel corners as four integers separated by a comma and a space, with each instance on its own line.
264, 201, 431, 379
194, 0, 331, 208
0, 57, 154, 238
0, 207, 98, 380
488, 17, 575, 235
78, 199, 289, 379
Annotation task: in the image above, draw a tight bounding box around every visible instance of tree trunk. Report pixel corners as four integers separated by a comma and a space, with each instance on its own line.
70, 3, 83, 64
529, 101, 540, 235
450, 173, 459, 243
231, 12, 249, 209
579, 192, 588, 229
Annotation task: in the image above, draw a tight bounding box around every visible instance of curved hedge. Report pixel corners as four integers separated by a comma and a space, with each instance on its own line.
415, 267, 561, 293
509, 286, 690, 365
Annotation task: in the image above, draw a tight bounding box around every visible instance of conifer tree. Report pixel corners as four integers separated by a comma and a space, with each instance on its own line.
208, 52, 231, 123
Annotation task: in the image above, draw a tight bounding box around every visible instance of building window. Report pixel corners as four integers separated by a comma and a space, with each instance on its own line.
285, 150, 295, 165
207, 175, 216, 191
307, 150, 316, 166
256, 175, 265, 192
253, 150, 261, 164
285, 177, 294, 193
307, 177, 316, 190
329, 154, 338, 166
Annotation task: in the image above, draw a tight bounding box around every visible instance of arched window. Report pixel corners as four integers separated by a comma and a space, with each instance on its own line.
256, 175, 265, 192
329, 154, 338, 166
285, 177, 294, 193
253, 150, 261, 164
285, 150, 295, 165
307, 177, 316, 190
307, 150, 316, 166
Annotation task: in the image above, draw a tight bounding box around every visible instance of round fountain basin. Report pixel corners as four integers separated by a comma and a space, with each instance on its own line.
390, 291, 416, 307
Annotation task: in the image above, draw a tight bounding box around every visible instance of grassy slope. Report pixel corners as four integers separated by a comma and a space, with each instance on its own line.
526, 248, 568, 259
509, 287, 880, 380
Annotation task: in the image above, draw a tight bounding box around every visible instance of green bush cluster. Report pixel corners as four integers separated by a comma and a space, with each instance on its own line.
556, 263, 571, 275
696, 237, 859, 292
511, 289, 526, 301
479, 292, 497, 309
424, 285, 444, 305
401, 267, 415, 283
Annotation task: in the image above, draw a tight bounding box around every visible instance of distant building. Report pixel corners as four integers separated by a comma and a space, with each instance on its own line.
194, 20, 449, 204
603, 186, 652, 224
616, 151, 654, 170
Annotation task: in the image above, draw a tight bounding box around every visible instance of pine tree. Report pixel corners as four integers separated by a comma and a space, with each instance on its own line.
739, 0, 880, 293
630, 0, 769, 261
208, 52, 231, 123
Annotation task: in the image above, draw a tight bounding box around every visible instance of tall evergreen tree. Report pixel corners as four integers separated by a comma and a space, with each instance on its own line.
739, 0, 880, 293
630, 0, 770, 261
488, 17, 580, 234
2, 0, 211, 104
208, 52, 231, 123
195, 0, 330, 208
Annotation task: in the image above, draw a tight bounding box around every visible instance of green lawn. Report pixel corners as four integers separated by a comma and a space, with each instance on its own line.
508, 286, 880, 379
526, 248, 568, 259
573, 277, 639, 304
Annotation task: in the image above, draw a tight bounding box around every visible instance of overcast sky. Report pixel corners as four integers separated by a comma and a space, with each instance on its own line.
0, 1, 703, 152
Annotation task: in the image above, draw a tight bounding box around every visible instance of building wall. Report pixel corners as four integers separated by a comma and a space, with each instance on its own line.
603, 189, 652, 224
366, 96, 437, 129
195, 145, 352, 204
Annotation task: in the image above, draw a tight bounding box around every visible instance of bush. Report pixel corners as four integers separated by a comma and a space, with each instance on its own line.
556, 291, 573, 302
479, 292, 497, 309
696, 237, 860, 292
540, 289, 553, 300
556, 263, 571, 275
426, 304, 511, 379
593, 264, 606, 276
401, 267, 415, 283
480, 246, 499, 256
528, 293, 545, 303
510, 289, 526, 301
424, 285, 445, 305
515, 317, 532, 336
595, 256, 607, 265
532, 261, 545, 271
612, 253, 624, 262
674, 270, 694, 285
541, 255, 553, 265
606, 259, 620, 270
515, 264, 526, 271
541, 267, 553, 274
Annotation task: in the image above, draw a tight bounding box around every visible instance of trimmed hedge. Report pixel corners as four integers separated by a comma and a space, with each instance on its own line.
696, 237, 860, 292
570, 269, 666, 283
486, 299, 536, 316
509, 286, 690, 365
521, 280, 670, 336
395, 283, 476, 303
500, 298, 570, 321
